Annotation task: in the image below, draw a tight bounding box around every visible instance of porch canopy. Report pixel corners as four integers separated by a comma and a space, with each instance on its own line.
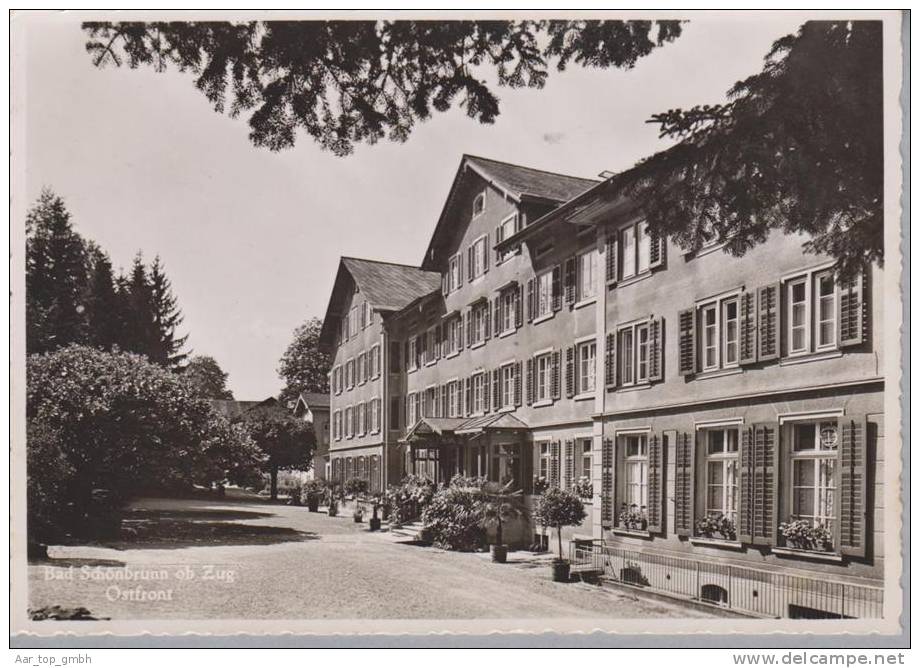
401, 414, 529, 485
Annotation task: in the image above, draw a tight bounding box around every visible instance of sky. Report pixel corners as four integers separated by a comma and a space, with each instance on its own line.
20, 13, 808, 399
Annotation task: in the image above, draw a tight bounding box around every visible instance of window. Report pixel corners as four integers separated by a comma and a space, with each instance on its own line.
346, 359, 355, 389
500, 364, 515, 409
617, 322, 651, 386
577, 248, 598, 301
535, 353, 552, 402
698, 295, 740, 372
424, 387, 437, 418
357, 402, 366, 436
499, 214, 519, 262
472, 191, 485, 217
470, 302, 487, 344
580, 438, 592, 479
370, 398, 380, 433
345, 406, 354, 438
406, 392, 418, 425
470, 236, 487, 279
577, 341, 596, 394
619, 220, 655, 280
446, 317, 461, 356
333, 410, 341, 441
472, 373, 486, 414
426, 328, 438, 365
500, 288, 516, 334
788, 277, 809, 355
704, 428, 740, 525
790, 420, 838, 544
447, 381, 460, 418
348, 305, 359, 338
370, 344, 381, 378
536, 270, 553, 319
448, 254, 462, 293
539, 442, 551, 480
357, 352, 367, 384
622, 434, 648, 510
815, 271, 837, 350
333, 366, 342, 394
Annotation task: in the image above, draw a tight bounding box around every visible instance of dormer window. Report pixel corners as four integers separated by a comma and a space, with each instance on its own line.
473, 191, 486, 218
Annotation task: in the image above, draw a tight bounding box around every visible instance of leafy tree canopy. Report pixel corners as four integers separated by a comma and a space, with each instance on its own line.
183, 354, 235, 399
82, 20, 682, 155
239, 407, 315, 499
277, 317, 330, 406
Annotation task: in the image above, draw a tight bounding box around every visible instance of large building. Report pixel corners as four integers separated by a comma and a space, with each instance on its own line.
319, 154, 884, 618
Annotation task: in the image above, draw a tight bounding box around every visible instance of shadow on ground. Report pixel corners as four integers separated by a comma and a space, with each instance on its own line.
90, 508, 318, 550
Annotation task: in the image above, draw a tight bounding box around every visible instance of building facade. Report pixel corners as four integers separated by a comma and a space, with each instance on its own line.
292, 392, 331, 479
319, 154, 884, 618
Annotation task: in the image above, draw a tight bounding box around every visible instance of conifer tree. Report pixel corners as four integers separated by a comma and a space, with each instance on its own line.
84, 250, 121, 351
148, 255, 189, 369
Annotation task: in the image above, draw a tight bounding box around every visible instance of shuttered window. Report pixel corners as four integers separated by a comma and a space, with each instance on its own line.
564, 439, 575, 490
601, 438, 615, 526
738, 423, 778, 545
564, 345, 576, 398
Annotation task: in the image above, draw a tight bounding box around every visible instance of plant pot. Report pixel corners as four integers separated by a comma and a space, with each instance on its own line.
551, 559, 571, 583
353, 515, 364, 523
307, 498, 320, 513
490, 544, 508, 563
369, 517, 381, 531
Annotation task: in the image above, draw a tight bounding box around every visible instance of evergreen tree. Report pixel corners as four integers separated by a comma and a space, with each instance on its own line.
122, 253, 156, 358
148, 255, 189, 368
25, 189, 88, 354
84, 250, 122, 351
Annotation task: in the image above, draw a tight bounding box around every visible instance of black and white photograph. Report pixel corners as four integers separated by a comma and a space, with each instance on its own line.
8, 8, 907, 646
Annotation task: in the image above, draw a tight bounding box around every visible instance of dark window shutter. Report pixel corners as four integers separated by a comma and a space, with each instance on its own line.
605, 232, 618, 284
550, 441, 561, 488
551, 265, 562, 311
564, 345, 576, 398
647, 433, 664, 533
757, 283, 780, 361
515, 284, 524, 328
483, 303, 491, 340
483, 233, 490, 273
433, 328, 441, 361
464, 377, 472, 417
564, 439, 575, 490
678, 308, 697, 376
839, 271, 866, 347
465, 309, 472, 346
838, 417, 867, 556
482, 371, 490, 414
648, 226, 665, 269
601, 438, 614, 526
467, 246, 473, 281
441, 384, 448, 418
525, 357, 534, 405
526, 278, 535, 322
457, 254, 463, 287
551, 350, 561, 400
605, 332, 617, 389
492, 368, 501, 410
740, 424, 778, 546
514, 361, 522, 406
564, 257, 576, 305
457, 316, 464, 351
739, 291, 758, 365
494, 226, 502, 263
442, 273, 449, 296
648, 316, 664, 382
674, 432, 695, 536
493, 297, 501, 335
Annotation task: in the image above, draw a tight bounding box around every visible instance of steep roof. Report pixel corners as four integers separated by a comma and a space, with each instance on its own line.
463, 154, 599, 204
208, 397, 280, 419
421, 155, 599, 270
319, 256, 441, 345
295, 392, 330, 410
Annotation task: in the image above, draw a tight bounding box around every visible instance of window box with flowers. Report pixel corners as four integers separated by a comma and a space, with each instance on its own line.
775, 519, 843, 562
613, 503, 650, 537
573, 476, 593, 502
689, 512, 743, 549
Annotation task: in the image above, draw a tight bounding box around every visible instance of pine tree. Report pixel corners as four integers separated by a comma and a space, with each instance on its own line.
84, 250, 122, 351
122, 253, 156, 358
25, 189, 89, 354
148, 256, 188, 369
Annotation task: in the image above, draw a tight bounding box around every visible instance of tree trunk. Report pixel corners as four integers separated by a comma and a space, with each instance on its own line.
270, 466, 279, 501
557, 527, 563, 560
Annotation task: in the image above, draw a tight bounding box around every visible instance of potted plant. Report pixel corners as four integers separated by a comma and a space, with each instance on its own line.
573, 476, 593, 501
534, 487, 587, 582
327, 498, 339, 517
779, 519, 833, 552
353, 504, 365, 523
480, 480, 527, 563
617, 503, 648, 532
532, 476, 549, 495
695, 512, 737, 541
301, 479, 327, 512
369, 495, 383, 531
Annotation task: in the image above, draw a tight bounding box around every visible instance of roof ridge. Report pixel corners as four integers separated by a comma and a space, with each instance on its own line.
463, 153, 600, 184
341, 255, 434, 271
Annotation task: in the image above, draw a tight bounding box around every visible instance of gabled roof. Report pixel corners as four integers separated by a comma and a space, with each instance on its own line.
208, 397, 281, 420
464, 155, 599, 204
296, 392, 330, 409
319, 256, 441, 345
421, 155, 598, 270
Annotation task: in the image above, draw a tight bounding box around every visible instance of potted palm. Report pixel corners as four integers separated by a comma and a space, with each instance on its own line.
302, 479, 327, 512
480, 480, 527, 563
369, 495, 383, 531
534, 487, 587, 582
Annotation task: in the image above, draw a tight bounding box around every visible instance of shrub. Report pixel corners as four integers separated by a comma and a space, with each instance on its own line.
533, 488, 587, 561
299, 478, 328, 504
344, 477, 369, 498
573, 476, 593, 500
385, 474, 436, 524
421, 485, 487, 551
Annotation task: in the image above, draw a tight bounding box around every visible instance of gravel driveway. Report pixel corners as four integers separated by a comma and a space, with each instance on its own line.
28, 494, 714, 620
